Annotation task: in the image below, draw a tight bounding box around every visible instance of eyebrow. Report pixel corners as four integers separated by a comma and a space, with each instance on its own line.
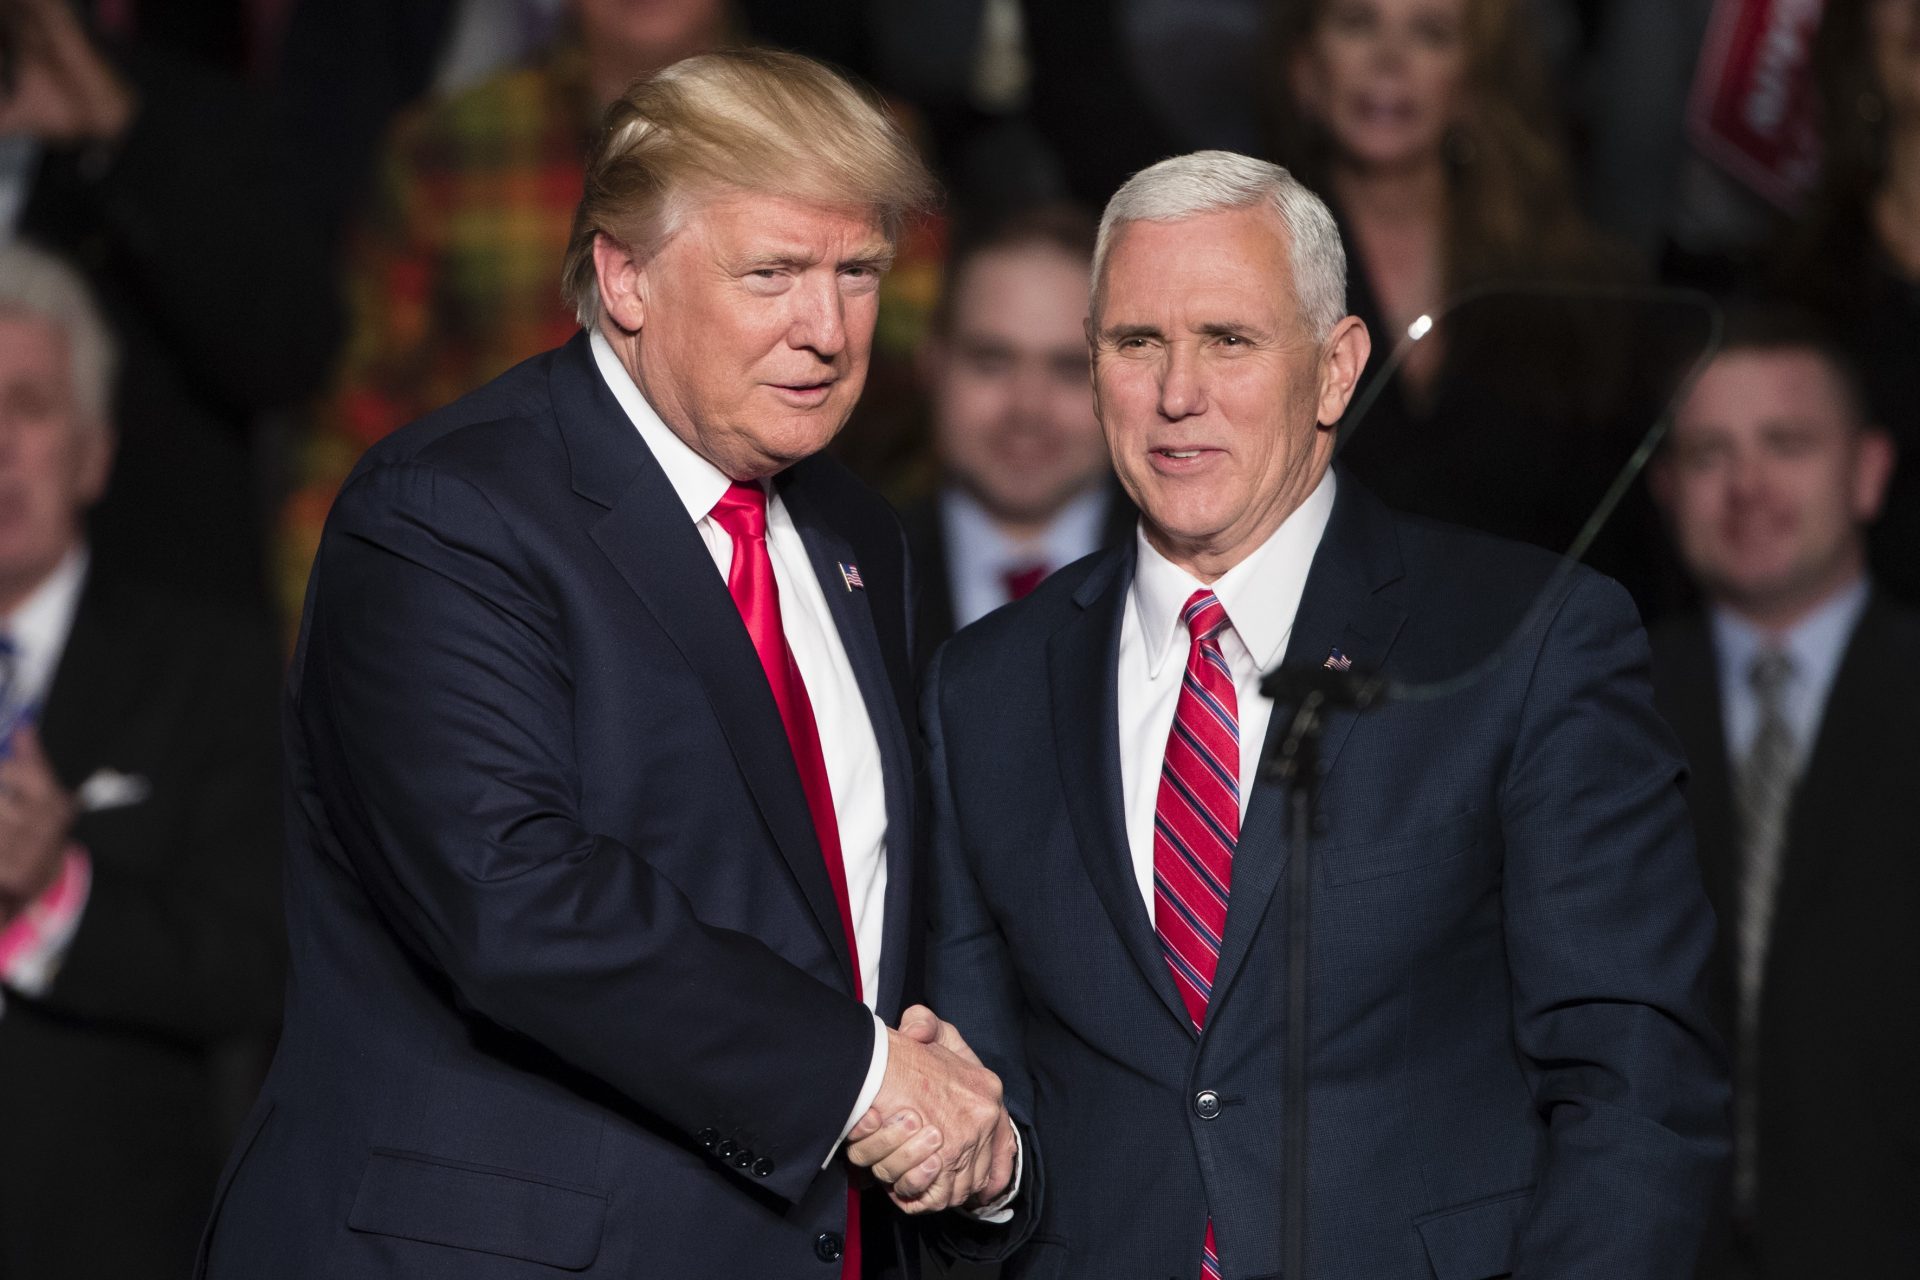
1196, 321, 1271, 343
1098, 322, 1162, 344
730, 244, 895, 273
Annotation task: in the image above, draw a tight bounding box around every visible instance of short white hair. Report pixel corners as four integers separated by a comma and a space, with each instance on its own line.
0, 242, 118, 430
1093, 150, 1348, 341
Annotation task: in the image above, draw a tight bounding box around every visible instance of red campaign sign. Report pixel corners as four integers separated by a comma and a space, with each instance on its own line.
1687, 0, 1828, 210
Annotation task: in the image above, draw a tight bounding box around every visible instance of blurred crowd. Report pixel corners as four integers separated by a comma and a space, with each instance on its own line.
0, 2, 1914, 1278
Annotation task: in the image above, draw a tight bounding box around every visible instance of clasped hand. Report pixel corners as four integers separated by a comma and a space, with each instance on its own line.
843, 1005, 1016, 1215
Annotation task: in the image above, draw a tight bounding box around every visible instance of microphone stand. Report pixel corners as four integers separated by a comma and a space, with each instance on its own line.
1258, 665, 1390, 1280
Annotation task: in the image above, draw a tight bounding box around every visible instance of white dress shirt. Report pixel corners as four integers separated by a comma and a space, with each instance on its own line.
1710, 575, 1869, 770
1116, 471, 1336, 912
590, 333, 892, 1151
941, 484, 1114, 629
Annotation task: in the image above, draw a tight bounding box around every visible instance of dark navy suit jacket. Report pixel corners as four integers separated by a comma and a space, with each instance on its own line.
197, 333, 928, 1278
925, 476, 1729, 1279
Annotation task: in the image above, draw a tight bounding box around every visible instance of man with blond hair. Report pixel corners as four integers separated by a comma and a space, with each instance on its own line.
921, 151, 1727, 1277
199, 51, 1019, 1280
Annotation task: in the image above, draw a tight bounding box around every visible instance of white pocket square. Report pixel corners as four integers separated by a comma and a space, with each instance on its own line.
76, 768, 152, 813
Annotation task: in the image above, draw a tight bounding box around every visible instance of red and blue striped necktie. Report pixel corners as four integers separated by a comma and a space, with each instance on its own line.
1152, 589, 1238, 1280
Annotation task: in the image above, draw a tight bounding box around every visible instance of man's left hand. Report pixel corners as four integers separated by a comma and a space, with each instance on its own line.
0, 728, 75, 920
846, 1006, 1019, 1214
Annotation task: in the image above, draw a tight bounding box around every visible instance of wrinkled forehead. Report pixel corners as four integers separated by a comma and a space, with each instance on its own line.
1094, 210, 1299, 328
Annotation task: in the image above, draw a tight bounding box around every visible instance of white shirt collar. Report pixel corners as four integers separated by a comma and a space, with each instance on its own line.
1131, 468, 1337, 679
3, 544, 90, 708
590, 327, 733, 522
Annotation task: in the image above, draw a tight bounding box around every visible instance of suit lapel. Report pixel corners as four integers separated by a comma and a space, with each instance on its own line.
1211, 476, 1408, 1017
1663, 617, 1740, 968
1773, 595, 1887, 946
1050, 546, 1196, 1036
38, 572, 156, 787
777, 464, 918, 1020
554, 336, 857, 991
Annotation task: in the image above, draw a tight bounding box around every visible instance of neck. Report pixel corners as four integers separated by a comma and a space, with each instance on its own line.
0, 552, 74, 621
1331, 156, 1448, 227
1722, 562, 1867, 636
955, 483, 1099, 547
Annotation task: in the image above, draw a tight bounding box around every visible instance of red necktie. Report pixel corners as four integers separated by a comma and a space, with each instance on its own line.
709, 481, 864, 1278
1001, 562, 1050, 602
1153, 589, 1238, 1280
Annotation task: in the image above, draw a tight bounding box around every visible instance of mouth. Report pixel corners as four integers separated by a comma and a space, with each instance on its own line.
1149, 446, 1223, 473
1348, 92, 1420, 128
770, 379, 837, 407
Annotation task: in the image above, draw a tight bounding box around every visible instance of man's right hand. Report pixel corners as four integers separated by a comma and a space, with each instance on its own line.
845, 1005, 1010, 1214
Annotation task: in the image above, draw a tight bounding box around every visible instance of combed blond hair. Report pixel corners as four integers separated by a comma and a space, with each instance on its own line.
561, 48, 938, 328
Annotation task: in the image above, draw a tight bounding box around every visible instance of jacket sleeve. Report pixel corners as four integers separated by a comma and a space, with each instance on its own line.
1503, 572, 1731, 1276
918, 644, 1045, 1263
299, 459, 875, 1206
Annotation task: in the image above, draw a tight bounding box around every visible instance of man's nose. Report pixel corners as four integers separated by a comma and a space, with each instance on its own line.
1726, 449, 1772, 499
788, 276, 847, 358
1157, 344, 1207, 420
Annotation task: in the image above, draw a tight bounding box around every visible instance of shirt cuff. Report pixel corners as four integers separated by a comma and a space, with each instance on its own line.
823, 1010, 890, 1169
0, 845, 93, 1007
959, 1121, 1023, 1223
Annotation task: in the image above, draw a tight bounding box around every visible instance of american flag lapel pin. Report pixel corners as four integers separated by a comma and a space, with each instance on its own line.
1323, 647, 1352, 671
838, 561, 865, 592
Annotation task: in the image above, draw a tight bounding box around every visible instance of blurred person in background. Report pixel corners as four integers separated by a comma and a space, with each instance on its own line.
1265, 0, 1673, 612
900, 203, 1131, 669
275, 0, 729, 621
1649, 307, 1918, 1279
0, 0, 338, 608
0, 243, 284, 1280
1778, 0, 1920, 603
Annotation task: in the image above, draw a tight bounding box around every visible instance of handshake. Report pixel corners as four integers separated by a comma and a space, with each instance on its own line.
843, 1005, 1017, 1215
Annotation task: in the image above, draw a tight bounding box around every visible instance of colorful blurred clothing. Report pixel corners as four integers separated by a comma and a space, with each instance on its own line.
277, 46, 594, 620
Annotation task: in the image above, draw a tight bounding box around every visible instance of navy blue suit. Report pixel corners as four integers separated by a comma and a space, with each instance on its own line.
198, 333, 924, 1278
924, 477, 1729, 1279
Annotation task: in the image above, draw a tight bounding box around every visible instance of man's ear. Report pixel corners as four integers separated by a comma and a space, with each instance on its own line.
1852, 426, 1897, 523
1648, 447, 1677, 515
1316, 315, 1371, 427
592, 232, 647, 333
75, 423, 115, 508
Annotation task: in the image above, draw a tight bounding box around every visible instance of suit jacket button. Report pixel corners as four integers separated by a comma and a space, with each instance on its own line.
732, 1148, 754, 1169
814, 1232, 844, 1263
696, 1128, 719, 1148
1194, 1089, 1221, 1120
752, 1157, 775, 1177
715, 1139, 738, 1159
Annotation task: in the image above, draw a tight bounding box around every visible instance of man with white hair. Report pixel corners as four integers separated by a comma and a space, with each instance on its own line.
0, 243, 284, 1280
918, 151, 1728, 1277
199, 49, 1018, 1280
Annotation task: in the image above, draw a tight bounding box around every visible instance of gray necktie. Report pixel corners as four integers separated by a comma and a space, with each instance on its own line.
1732, 647, 1797, 1215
